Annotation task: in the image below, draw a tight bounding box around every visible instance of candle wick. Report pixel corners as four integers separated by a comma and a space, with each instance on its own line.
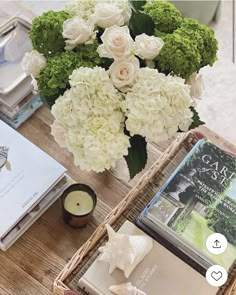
77, 203, 80, 206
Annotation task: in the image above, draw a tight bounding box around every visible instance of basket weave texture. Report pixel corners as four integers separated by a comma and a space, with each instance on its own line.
54, 131, 236, 295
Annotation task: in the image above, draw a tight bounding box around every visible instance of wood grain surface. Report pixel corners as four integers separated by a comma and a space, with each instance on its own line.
0, 4, 235, 295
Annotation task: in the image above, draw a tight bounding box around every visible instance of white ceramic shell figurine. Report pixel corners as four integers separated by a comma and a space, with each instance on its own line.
109, 282, 146, 295
98, 224, 153, 278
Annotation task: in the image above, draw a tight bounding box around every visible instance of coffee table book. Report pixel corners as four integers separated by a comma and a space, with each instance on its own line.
0, 175, 70, 250
54, 130, 236, 295
0, 120, 66, 246
137, 138, 236, 272
78, 220, 218, 295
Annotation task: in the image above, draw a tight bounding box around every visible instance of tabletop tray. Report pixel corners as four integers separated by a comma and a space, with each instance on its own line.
54, 130, 236, 295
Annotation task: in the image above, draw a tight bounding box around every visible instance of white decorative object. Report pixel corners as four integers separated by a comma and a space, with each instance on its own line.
98, 224, 153, 278
109, 282, 146, 295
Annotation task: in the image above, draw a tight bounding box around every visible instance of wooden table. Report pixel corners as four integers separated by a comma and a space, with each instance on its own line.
0, 4, 236, 295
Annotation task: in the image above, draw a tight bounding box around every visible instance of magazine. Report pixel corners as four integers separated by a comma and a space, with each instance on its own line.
137, 139, 236, 270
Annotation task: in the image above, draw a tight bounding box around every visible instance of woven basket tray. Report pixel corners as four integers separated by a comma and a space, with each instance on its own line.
54, 130, 236, 295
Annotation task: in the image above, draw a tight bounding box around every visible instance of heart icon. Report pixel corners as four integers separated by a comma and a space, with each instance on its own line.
211, 271, 223, 281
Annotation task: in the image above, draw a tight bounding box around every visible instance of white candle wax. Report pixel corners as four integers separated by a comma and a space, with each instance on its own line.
64, 191, 94, 215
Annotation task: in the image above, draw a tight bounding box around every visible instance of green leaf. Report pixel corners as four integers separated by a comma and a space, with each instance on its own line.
124, 135, 148, 179
129, 10, 155, 36
189, 107, 205, 129
129, 0, 146, 12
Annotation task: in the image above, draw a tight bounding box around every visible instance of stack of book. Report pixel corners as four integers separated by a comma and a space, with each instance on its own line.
137, 139, 236, 271
0, 16, 42, 129
0, 120, 69, 250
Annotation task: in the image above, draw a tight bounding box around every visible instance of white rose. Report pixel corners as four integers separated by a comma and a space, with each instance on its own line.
135, 33, 164, 60
93, 3, 124, 29
97, 25, 134, 60
21, 50, 46, 77
114, 0, 132, 23
110, 57, 139, 90
187, 72, 204, 98
63, 17, 94, 50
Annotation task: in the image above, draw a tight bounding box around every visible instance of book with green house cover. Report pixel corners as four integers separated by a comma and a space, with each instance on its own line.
137, 139, 236, 270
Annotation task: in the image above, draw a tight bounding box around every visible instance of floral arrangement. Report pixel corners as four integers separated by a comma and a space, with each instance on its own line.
22, 0, 218, 178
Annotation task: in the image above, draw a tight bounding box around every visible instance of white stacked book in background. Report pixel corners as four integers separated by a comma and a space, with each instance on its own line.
0, 15, 42, 128
0, 120, 69, 250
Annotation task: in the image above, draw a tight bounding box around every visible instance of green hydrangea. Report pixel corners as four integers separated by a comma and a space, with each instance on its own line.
37, 45, 101, 107
156, 33, 201, 79
180, 18, 218, 66
144, 0, 182, 33
30, 10, 70, 57
174, 27, 205, 60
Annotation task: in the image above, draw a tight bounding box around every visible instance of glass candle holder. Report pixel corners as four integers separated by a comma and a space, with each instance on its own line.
61, 183, 97, 228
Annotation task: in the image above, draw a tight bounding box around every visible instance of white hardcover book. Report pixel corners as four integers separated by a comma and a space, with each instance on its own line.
0, 120, 66, 239
0, 175, 71, 251
78, 221, 218, 295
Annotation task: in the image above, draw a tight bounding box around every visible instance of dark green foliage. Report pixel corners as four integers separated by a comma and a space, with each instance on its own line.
144, 0, 182, 33
37, 47, 100, 107
129, 0, 146, 11
30, 10, 70, 57
189, 107, 205, 130
124, 135, 147, 179
156, 33, 201, 78
180, 18, 218, 66
129, 10, 155, 36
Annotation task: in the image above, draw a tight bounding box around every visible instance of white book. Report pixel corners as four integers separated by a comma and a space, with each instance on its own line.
0, 120, 66, 238
79, 221, 218, 295
0, 175, 71, 251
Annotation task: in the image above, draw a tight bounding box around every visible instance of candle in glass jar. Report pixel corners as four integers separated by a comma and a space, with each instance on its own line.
61, 184, 97, 228
64, 191, 94, 215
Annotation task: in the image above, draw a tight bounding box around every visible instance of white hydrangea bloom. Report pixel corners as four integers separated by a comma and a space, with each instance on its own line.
51, 66, 130, 172
67, 113, 130, 172
64, 0, 97, 20
123, 68, 194, 142
64, 0, 131, 23
51, 121, 67, 148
